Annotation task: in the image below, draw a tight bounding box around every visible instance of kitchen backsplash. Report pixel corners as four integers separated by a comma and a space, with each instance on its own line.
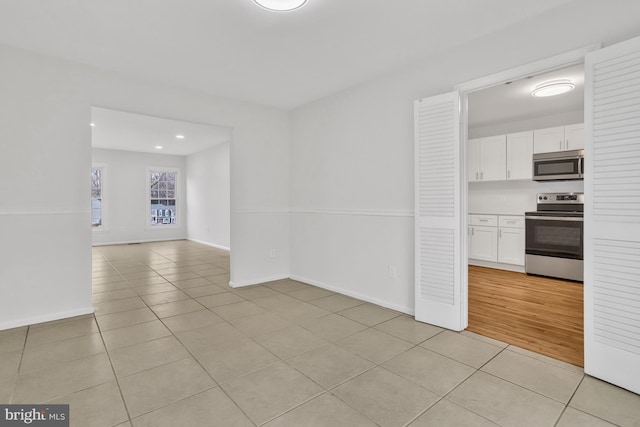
468, 179, 584, 215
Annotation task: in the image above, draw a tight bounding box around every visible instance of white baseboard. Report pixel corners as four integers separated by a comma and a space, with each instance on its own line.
289, 275, 414, 316
187, 238, 230, 252
92, 237, 186, 246
229, 274, 289, 288
468, 259, 525, 273
0, 306, 95, 331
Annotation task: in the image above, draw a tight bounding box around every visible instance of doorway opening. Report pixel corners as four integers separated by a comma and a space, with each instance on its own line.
90, 106, 232, 271
458, 51, 593, 367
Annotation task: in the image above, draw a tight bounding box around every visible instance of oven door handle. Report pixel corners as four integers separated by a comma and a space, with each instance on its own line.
526, 216, 583, 222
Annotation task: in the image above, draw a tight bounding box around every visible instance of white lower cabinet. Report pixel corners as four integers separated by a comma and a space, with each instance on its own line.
469, 226, 498, 262
469, 214, 524, 267
468, 215, 498, 262
498, 215, 525, 265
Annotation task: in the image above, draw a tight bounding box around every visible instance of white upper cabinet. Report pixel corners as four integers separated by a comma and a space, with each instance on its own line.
533, 126, 565, 153
533, 123, 584, 153
481, 135, 507, 181
564, 123, 584, 150
468, 135, 506, 182
506, 131, 533, 180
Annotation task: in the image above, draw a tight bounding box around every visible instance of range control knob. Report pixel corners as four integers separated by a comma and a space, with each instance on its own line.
538, 196, 543, 200
543, 196, 548, 200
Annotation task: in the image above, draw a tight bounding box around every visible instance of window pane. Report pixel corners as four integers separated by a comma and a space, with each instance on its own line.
150, 170, 177, 226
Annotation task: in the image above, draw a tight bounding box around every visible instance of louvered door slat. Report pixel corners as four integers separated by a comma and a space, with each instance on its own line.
585, 35, 640, 394
414, 92, 464, 330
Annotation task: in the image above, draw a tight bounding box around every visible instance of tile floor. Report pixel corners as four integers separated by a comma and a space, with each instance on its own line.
1, 240, 639, 426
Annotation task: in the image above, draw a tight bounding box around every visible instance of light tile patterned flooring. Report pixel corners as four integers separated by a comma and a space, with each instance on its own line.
1, 240, 639, 426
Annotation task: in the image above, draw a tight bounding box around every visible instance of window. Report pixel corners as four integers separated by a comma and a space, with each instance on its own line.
149, 169, 178, 226
91, 166, 103, 228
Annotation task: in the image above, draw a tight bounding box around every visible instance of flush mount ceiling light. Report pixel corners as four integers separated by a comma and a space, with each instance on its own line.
531, 79, 575, 97
253, 0, 308, 11
175, 134, 185, 139
155, 145, 163, 150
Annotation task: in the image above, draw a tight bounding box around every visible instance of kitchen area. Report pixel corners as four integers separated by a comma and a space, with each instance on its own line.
465, 64, 586, 366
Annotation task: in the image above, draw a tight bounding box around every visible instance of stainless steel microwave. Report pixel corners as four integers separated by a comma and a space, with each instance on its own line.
532, 149, 584, 181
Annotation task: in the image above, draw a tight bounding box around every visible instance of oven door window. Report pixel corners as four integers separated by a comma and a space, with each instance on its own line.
526, 218, 583, 260
534, 158, 580, 179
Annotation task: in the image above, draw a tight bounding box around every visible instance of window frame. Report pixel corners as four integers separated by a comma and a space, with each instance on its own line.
91, 163, 107, 232
146, 167, 180, 229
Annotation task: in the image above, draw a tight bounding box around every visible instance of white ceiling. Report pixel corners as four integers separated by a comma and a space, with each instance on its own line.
468, 63, 585, 128
91, 107, 231, 156
0, 0, 575, 109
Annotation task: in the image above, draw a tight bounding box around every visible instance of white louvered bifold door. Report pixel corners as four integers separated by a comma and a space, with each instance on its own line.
585, 35, 640, 394
414, 92, 465, 331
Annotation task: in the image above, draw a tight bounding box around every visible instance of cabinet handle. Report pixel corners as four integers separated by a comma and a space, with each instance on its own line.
480, 172, 484, 180
476, 172, 478, 180
472, 227, 475, 236
507, 170, 510, 179
559, 141, 563, 150
499, 229, 502, 238
566, 139, 569, 150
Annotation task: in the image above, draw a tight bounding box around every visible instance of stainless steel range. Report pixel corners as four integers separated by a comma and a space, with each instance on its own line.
524, 192, 584, 282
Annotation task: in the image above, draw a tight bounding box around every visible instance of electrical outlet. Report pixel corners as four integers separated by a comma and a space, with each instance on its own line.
388, 265, 397, 279
269, 248, 277, 258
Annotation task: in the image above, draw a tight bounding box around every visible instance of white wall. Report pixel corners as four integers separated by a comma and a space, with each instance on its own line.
91, 148, 187, 245
289, 0, 640, 314
187, 143, 231, 250
469, 110, 584, 139
0, 42, 289, 329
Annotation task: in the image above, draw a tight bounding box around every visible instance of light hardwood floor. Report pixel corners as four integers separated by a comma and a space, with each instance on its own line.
467, 265, 584, 367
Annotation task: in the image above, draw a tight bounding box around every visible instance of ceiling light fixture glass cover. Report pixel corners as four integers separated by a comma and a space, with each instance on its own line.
531, 79, 575, 97
253, 0, 308, 11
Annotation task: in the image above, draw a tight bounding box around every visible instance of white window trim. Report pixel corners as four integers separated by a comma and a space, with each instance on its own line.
91, 163, 107, 232
146, 166, 180, 230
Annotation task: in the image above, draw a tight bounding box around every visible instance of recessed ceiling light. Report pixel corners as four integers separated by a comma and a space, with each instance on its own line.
175, 134, 185, 139
155, 145, 163, 150
90, 123, 95, 127
531, 79, 575, 97
253, 0, 308, 11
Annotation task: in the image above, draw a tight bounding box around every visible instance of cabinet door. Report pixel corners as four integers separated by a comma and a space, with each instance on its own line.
565, 123, 584, 150
469, 226, 498, 262
480, 135, 506, 181
506, 131, 533, 180
533, 126, 565, 153
467, 138, 481, 182
498, 227, 525, 265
